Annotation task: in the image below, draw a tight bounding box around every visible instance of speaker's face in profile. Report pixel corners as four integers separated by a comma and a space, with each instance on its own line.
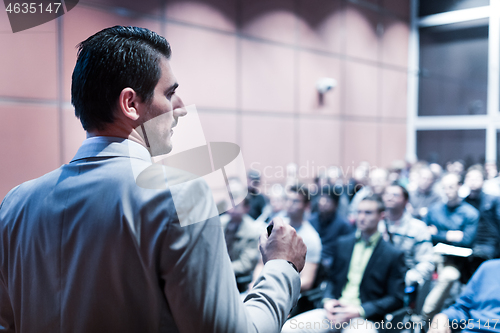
136, 57, 186, 156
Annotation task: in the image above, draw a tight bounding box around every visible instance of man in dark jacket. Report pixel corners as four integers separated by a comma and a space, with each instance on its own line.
282, 195, 406, 332
463, 165, 500, 265
309, 186, 355, 270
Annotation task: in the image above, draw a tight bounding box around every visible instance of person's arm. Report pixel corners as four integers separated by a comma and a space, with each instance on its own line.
455, 210, 479, 248
440, 260, 485, 324
160, 179, 305, 333
407, 227, 435, 285
300, 262, 318, 291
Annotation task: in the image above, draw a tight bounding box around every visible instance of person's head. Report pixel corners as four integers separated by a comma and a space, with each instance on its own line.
382, 184, 409, 214
356, 195, 385, 235
286, 184, 309, 220
269, 184, 287, 213
72, 26, 186, 154
317, 185, 341, 216
247, 170, 261, 192
417, 167, 435, 192
441, 173, 461, 205
429, 163, 443, 180
464, 164, 485, 193
369, 168, 388, 195
485, 162, 498, 180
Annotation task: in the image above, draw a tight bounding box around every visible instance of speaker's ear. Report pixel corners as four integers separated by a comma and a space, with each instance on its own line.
118, 88, 140, 121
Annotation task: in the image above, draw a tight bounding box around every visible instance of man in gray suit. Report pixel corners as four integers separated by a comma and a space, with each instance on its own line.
0, 26, 306, 332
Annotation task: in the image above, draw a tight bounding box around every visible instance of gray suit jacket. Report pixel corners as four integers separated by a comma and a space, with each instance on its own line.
0, 137, 300, 333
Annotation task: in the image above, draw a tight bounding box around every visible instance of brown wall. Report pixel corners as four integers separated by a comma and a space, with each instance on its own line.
0, 0, 409, 199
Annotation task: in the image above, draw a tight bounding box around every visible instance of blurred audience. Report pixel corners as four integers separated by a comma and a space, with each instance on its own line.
309, 185, 355, 271
281, 195, 406, 333
221, 158, 500, 324
220, 195, 265, 292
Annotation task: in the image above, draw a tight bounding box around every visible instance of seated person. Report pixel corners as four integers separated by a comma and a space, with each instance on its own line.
309, 186, 355, 270
428, 259, 500, 333
410, 166, 442, 221
220, 195, 265, 291
251, 184, 322, 292
423, 173, 479, 320
282, 195, 406, 333
463, 165, 500, 268
283, 184, 322, 292
381, 184, 435, 287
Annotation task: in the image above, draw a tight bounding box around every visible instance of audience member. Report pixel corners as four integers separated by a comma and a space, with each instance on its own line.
348, 168, 388, 222
422, 173, 479, 320
381, 184, 435, 286
409, 166, 442, 220
309, 186, 355, 270
220, 195, 265, 291
281, 195, 406, 333
247, 170, 267, 220
428, 259, 500, 333
284, 185, 322, 291
251, 184, 322, 293
463, 165, 500, 267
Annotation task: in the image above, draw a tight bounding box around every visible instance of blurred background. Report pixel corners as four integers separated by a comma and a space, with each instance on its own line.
0, 0, 498, 199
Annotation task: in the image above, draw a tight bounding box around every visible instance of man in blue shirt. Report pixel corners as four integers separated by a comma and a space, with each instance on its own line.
428, 259, 500, 333
423, 173, 479, 320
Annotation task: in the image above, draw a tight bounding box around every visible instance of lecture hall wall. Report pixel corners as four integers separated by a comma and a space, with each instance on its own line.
0, 0, 409, 199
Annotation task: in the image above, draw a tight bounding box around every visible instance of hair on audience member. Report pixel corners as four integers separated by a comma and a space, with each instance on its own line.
288, 184, 310, 203
319, 185, 341, 205
467, 164, 487, 180
362, 194, 385, 213
387, 183, 409, 202
72, 26, 172, 131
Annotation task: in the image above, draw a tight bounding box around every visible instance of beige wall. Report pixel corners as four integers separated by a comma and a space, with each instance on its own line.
0, 0, 409, 199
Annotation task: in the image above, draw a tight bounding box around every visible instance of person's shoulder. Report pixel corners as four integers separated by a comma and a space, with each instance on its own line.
458, 201, 480, 219
2, 166, 63, 210
407, 216, 431, 234
300, 220, 320, 238
473, 259, 500, 279
242, 215, 266, 235
378, 236, 405, 258
337, 232, 356, 245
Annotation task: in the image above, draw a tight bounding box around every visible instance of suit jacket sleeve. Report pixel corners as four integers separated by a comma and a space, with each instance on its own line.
361, 249, 406, 319
159, 179, 300, 333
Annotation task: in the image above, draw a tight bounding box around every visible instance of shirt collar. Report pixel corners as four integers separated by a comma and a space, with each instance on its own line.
70, 136, 152, 163
355, 230, 381, 246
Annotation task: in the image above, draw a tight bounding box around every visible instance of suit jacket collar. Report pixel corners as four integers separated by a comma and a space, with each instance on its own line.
71, 136, 152, 163
361, 236, 384, 287
342, 233, 384, 285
